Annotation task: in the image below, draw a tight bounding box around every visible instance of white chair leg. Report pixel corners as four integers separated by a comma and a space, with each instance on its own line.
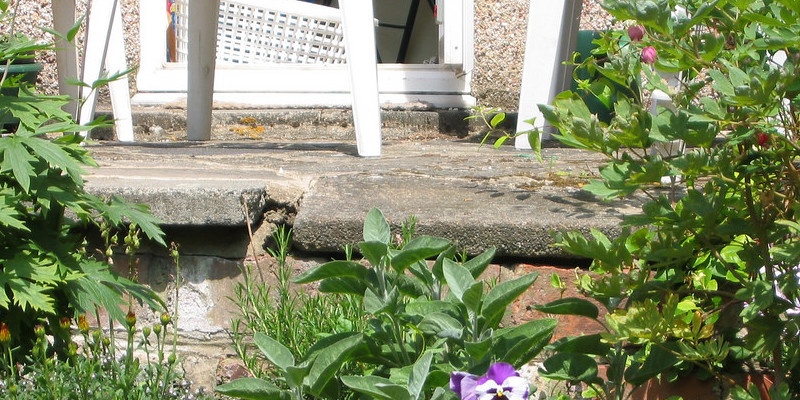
79, 0, 135, 142
515, 0, 582, 149
78, 0, 117, 132
104, 3, 134, 142
340, 0, 382, 157
187, 0, 220, 141
51, 0, 79, 119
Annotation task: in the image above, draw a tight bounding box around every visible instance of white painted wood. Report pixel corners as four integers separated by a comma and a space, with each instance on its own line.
515, 0, 582, 149
77, 0, 134, 142
104, 3, 134, 141
78, 0, 115, 130
137, 63, 469, 93
439, 0, 464, 66
340, 0, 382, 156
187, 0, 221, 141
135, 0, 474, 107
133, 92, 476, 109
136, 0, 169, 91
51, 0, 79, 119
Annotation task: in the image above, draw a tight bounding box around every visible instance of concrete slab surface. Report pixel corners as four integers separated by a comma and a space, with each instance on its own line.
84, 139, 639, 259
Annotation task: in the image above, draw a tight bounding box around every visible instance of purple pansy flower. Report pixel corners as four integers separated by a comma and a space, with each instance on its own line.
450, 363, 529, 400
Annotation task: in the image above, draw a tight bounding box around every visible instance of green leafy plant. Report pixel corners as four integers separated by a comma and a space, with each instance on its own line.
534, 0, 800, 398
228, 225, 368, 392
0, 312, 213, 400
0, 245, 210, 400
467, 105, 542, 158
219, 208, 556, 399
217, 332, 365, 400
0, 0, 165, 361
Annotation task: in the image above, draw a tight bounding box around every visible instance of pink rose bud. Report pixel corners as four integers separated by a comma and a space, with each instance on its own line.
641, 46, 658, 64
628, 25, 645, 42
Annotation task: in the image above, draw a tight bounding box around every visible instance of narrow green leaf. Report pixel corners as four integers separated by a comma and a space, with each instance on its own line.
408, 352, 433, 400
489, 112, 505, 128
494, 319, 557, 368
215, 378, 289, 400
254, 332, 295, 371
540, 353, 598, 383
292, 260, 368, 284
364, 208, 391, 244
462, 247, 496, 278
391, 235, 451, 272
549, 334, 610, 356
341, 375, 399, 400
481, 272, 538, 328
306, 333, 364, 396
318, 277, 367, 296
534, 298, 599, 319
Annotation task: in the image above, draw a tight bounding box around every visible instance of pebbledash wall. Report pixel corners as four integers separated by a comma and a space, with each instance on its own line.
16, 0, 613, 110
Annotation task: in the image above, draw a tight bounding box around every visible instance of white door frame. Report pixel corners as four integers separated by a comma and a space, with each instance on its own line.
134, 0, 475, 108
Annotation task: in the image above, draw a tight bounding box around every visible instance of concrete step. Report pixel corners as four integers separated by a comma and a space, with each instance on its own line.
92, 107, 495, 142
84, 139, 638, 260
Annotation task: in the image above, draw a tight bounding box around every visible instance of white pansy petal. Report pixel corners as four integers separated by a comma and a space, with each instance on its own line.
500, 376, 529, 400
475, 379, 501, 400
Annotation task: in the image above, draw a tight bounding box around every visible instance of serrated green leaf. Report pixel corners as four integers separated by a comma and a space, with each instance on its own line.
0, 137, 35, 192
0, 206, 28, 231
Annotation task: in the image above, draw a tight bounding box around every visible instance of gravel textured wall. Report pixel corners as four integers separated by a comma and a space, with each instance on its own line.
10, 0, 613, 111
473, 0, 615, 110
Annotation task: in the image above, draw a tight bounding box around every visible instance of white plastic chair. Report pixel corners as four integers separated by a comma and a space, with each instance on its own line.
187, 0, 382, 156
52, 0, 134, 141
515, 0, 583, 149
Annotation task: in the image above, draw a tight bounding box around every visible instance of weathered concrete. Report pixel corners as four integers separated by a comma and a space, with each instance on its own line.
85, 139, 636, 259
294, 174, 637, 258
92, 107, 477, 142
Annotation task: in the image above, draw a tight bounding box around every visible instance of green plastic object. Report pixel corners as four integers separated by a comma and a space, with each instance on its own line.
0, 62, 43, 132
571, 30, 614, 123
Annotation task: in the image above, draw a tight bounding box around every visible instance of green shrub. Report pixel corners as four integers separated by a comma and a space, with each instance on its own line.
534, 0, 800, 398
0, 0, 167, 378
219, 209, 556, 400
